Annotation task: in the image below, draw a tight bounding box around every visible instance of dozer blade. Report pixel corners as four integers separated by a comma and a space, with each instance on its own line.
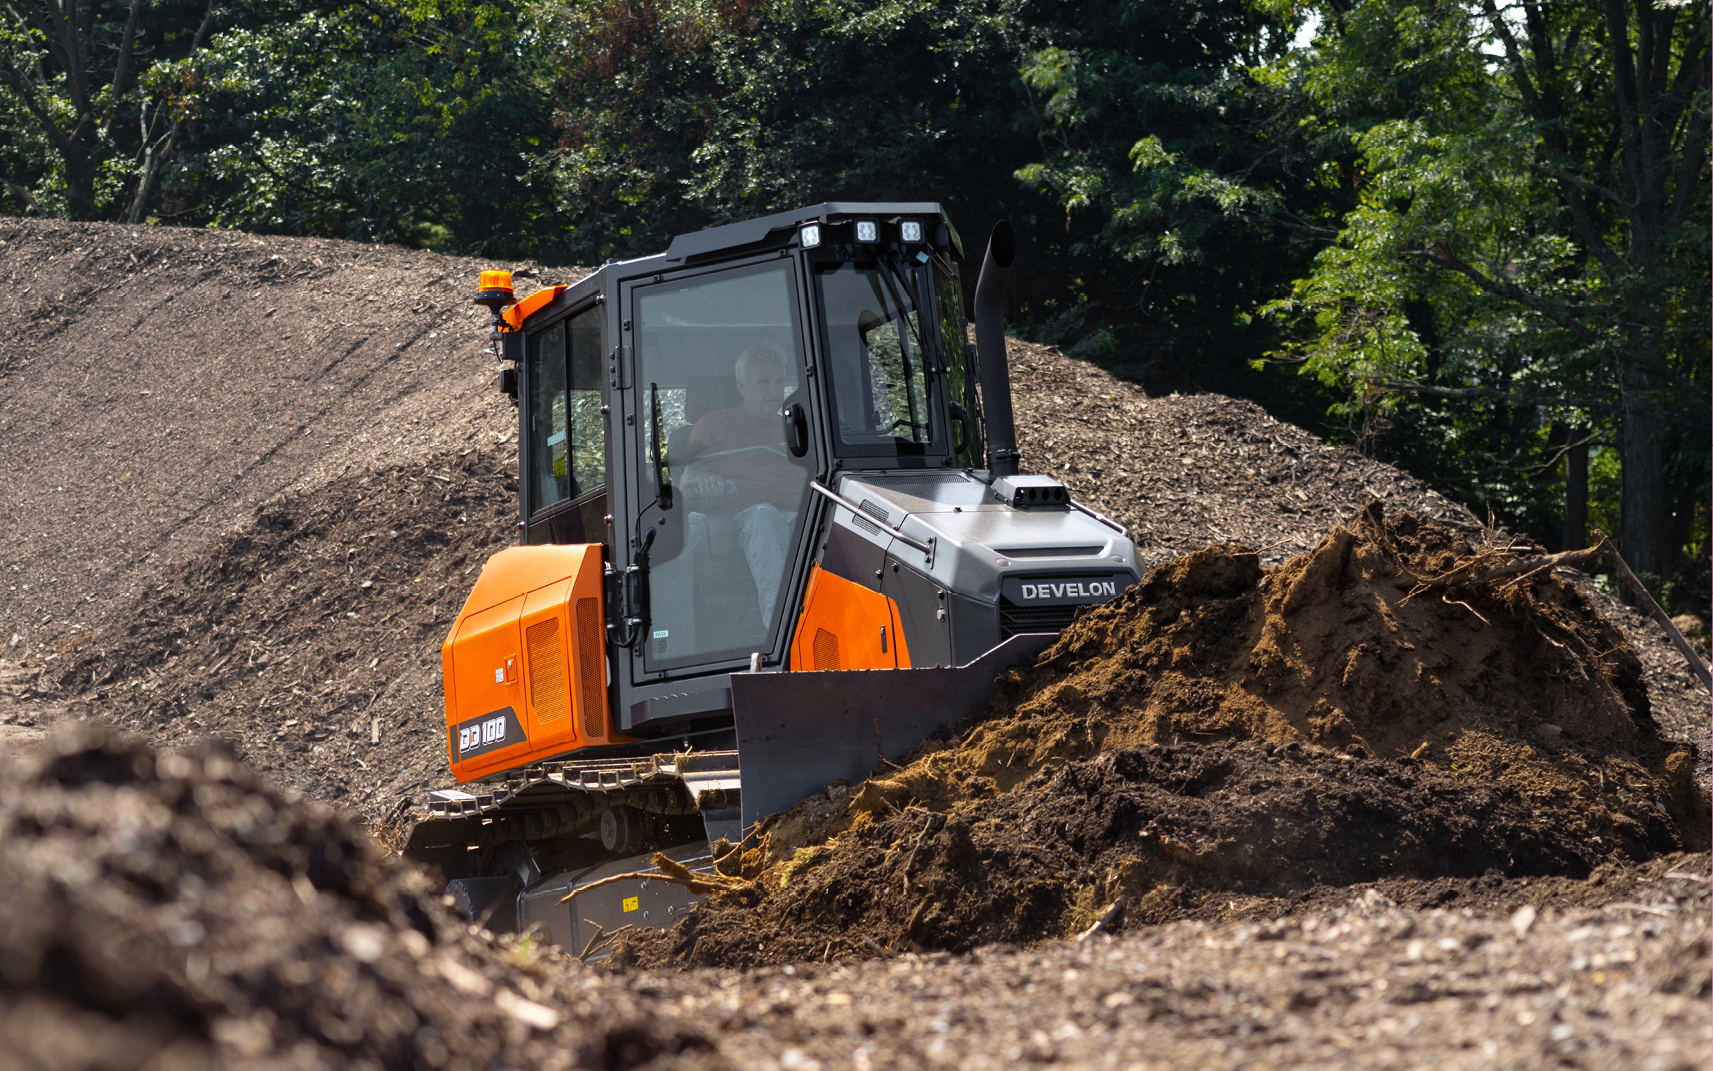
409, 633, 1056, 943
729, 632, 1056, 830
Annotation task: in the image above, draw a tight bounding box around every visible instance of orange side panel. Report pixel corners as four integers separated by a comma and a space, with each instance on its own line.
443, 544, 620, 782
501, 285, 569, 330
789, 564, 911, 671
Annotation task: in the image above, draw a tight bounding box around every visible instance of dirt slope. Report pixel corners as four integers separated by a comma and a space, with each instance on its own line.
1005, 339, 1477, 565
0, 217, 528, 649
0, 218, 533, 806
0, 217, 1703, 816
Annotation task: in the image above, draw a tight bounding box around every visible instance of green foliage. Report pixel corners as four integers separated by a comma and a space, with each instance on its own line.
159, 2, 557, 250
1254, 0, 1709, 599
533, 0, 1038, 261
0, 0, 558, 251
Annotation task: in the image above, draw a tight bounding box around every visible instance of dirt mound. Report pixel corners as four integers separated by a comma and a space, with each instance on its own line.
0, 726, 714, 1070
1003, 339, 1710, 772
54, 449, 518, 813
0, 217, 531, 656
1005, 338, 1478, 567
611, 508, 1705, 969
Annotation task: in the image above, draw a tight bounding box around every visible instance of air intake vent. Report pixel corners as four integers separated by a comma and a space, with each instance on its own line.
525, 618, 566, 723
576, 598, 605, 739
851, 499, 889, 538
999, 603, 1082, 637
812, 628, 841, 670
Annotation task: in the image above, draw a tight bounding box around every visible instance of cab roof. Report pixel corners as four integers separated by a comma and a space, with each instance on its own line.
664, 201, 950, 262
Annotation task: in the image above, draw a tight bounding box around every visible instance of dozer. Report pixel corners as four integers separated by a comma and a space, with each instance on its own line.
404, 205, 1139, 946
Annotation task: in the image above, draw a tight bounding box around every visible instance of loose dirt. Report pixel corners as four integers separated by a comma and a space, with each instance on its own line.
0, 217, 529, 809
610, 507, 1705, 969
623, 868, 1711, 1071
0, 726, 716, 1070
1003, 339, 1711, 779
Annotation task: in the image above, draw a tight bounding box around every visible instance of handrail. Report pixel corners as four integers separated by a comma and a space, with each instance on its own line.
809, 481, 934, 556
1070, 498, 1127, 536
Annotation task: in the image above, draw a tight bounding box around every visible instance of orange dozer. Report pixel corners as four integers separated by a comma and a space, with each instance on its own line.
405, 204, 1140, 945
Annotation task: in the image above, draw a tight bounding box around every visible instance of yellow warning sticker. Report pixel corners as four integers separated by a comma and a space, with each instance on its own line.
622, 896, 639, 913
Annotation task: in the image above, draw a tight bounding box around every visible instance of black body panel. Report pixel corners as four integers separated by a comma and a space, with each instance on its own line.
881, 555, 953, 668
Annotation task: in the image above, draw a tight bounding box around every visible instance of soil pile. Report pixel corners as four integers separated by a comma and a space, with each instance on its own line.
0, 726, 714, 1071
1, 217, 1702, 819
613, 507, 1706, 969
57, 449, 518, 814
1004, 337, 1710, 777
0, 217, 533, 809
0, 217, 529, 654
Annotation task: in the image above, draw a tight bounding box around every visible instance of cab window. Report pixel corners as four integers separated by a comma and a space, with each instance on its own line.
527, 306, 605, 513
816, 262, 936, 457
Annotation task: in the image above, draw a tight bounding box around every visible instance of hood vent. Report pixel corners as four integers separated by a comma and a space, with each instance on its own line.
991, 546, 1104, 559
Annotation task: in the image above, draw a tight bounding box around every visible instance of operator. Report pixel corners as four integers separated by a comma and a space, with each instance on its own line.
682, 345, 807, 628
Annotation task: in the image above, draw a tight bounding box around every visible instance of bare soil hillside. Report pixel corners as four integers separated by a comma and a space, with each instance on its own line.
0, 218, 1706, 1070
0, 218, 529, 807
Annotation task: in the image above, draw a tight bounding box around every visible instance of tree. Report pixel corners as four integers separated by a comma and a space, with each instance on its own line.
0, 0, 559, 252
1004, 0, 1340, 394
1264, 0, 1708, 592
536, 0, 1334, 405
166, 1, 557, 251
0, 0, 151, 217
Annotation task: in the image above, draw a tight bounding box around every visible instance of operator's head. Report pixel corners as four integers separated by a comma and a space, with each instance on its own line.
735, 345, 786, 419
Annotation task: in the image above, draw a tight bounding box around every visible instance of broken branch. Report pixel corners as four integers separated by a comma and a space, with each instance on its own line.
1592, 532, 1711, 692
1077, 900, 1124, 942
557, 852, 756, 907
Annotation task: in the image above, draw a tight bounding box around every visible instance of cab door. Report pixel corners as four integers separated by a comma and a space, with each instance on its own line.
618, 257, 821, 682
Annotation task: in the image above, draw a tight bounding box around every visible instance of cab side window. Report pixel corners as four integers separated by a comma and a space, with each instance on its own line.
528, 307, 605, 513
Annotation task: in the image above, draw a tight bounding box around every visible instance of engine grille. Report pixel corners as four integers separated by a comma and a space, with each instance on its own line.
999, 602, 1082, 637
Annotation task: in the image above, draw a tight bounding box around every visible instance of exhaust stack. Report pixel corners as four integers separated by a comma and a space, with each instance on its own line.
972, 221, 1020, 479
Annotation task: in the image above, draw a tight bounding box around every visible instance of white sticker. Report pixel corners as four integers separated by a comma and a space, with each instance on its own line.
494, 667, 505, 683
653, 630, 669, 638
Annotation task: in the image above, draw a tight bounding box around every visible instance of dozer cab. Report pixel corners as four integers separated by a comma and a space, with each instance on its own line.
404, 204, 1139, 943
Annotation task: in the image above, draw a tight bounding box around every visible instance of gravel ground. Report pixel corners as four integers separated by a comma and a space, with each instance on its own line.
604, 858, 1709, 1070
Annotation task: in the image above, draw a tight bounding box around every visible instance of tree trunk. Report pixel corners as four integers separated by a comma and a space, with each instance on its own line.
1617, 364, 1670, 589
1562, 426, 1588, 551
62, 140, 97, 220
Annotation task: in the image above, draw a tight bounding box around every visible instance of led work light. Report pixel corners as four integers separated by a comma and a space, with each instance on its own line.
899, 220, 923, 243
854, 219, 879, 243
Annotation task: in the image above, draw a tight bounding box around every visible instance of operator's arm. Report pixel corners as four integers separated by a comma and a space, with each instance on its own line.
679, 413, 732, 508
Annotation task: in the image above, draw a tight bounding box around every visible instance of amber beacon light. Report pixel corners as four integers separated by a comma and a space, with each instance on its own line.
474, 269, 516, 313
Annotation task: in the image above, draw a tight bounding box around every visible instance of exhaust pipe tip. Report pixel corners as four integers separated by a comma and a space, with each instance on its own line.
986, 219, 1016, 271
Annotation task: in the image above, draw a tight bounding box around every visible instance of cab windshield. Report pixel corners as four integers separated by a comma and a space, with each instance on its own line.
816, 262, 939, 457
